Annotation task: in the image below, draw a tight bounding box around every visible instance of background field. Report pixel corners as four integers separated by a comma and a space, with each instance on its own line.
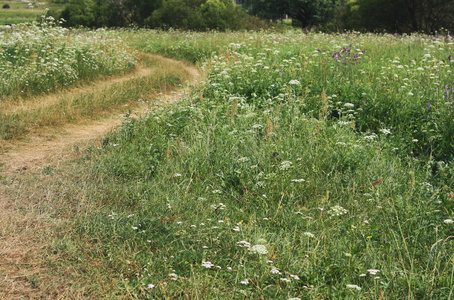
0, 0, 63, 24
1, 24, 454, 299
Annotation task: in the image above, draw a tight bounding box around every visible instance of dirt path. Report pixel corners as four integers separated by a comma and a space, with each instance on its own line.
0, 54, 200, 298
1, 54, 199, 173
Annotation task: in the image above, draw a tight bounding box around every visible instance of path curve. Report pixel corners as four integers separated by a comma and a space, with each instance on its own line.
0, 53, 200, 298
1, 53, 200, 174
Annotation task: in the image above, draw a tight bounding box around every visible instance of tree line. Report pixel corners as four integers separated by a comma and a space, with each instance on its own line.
51, 0, 454, 33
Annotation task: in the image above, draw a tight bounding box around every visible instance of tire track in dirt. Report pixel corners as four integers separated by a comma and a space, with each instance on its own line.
0, 53, 200, 298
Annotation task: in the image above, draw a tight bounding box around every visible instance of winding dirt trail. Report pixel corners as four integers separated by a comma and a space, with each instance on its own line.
0, 54, 200, 298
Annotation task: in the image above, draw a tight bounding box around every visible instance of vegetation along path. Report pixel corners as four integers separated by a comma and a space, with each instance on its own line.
0, 53, 199, 298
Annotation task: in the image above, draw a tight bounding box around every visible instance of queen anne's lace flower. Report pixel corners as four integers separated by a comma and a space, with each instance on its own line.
327, 205, 348, 217
346, 284, 361, 291
248, 244, 268, 255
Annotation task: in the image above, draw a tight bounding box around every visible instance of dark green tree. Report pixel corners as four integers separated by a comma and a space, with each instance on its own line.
60, 0, 97, 27
60, 0, 163, 27
148, 0, 205, 29
243, 0, 289, 21
288, 0, 345, 29
342, 0, 454, 33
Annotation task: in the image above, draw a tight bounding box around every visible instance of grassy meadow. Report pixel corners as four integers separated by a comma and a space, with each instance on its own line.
0, 0, 62, 24
2, 25, 454, 299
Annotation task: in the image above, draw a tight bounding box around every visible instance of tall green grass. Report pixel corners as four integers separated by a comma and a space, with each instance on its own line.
44, 30, 454, 298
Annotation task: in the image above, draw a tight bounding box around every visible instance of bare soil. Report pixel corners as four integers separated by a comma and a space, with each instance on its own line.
0, 54, 199, 298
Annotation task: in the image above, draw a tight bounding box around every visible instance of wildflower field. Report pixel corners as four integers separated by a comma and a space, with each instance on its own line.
3, 27, 454, 299
0, 18, 136, 98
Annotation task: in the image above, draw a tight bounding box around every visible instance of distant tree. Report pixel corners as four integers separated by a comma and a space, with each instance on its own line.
342, 0, 454, 33
60, 0, 96, 27
148, 0, 205, 30
60, 0, 163, 27
288, 0, 345, 29
60, 0, 256, 30
123, 0, 163, 26
2, 3, 11, 9
243, 0, 289, 21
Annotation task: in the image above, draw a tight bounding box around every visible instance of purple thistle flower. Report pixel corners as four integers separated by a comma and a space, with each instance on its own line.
448, 55, 452, 60
317, 48, 321, 52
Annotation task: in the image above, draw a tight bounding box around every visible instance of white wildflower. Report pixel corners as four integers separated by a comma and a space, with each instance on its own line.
304, 232, 315, 238
248, 244, 268, 255
291, 179, 306, 183
444, 219, 454, 224
279, 161, 292, 170
327, 205, 348, 217
237, 241, 251, 248
346, 284, 362, 291
288, 79, 301, 85
240, 279, 249, 285
237, 157, 250, 163
367, 269, 380, 275
202, 261, 215, 269
270, 267, 281, 274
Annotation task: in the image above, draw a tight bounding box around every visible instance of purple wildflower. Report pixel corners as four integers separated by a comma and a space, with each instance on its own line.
448, 55, 452, 60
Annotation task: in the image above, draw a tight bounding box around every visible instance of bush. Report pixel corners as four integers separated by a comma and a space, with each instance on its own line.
2, 3, 10, 9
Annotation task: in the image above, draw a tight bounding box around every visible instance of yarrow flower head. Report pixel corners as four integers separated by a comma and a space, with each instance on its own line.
202, 261, 215, 268
236, 240, 251, 248
288, 79, 301, 86
367, 269, 380, 275
279, 161, 292, 170
346, 284, 362, 291
248, 244, 268, 255
380, 128, 391, 135
291, 178, 305, 183
327, 205, 348, 217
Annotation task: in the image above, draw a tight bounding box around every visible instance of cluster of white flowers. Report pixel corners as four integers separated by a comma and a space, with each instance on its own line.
0, 21, 136, 97
346, 284, 362, 291
236, 240, 251, 248
248, 244, 268, 255
327, 205, 348, 217
279, 161, 293, 170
